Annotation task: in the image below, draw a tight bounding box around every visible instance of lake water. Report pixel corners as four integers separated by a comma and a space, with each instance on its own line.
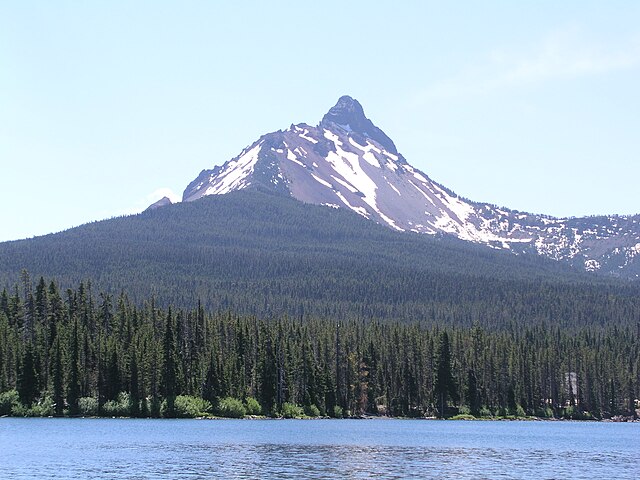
0, 418, 638, 479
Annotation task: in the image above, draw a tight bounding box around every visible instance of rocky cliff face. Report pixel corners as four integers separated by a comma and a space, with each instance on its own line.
181, 96, 640, 279
145, 196, 173, 211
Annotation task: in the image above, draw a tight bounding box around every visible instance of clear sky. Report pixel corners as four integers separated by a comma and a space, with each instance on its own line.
1, 1, 639, 241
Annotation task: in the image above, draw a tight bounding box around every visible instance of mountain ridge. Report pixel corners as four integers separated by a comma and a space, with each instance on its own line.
3, 188, 638, 326
178, 96, 640, 279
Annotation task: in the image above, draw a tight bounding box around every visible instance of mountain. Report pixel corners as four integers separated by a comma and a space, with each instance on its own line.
180, 96, 640, 279
2, 189, 638, 327
145, 196, 173, 210
2, 96, 639, 326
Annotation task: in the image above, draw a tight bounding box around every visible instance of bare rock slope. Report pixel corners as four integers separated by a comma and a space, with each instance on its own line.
181, 96, 640, 278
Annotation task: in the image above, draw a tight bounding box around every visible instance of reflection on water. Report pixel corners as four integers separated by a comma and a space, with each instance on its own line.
1, 419, 638, 479
119, 443, 638, 480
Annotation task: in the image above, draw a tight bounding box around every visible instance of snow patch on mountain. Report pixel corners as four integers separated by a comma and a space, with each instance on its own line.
311, 174, 332, 189
180, 95, 640, 278
204, 143, 262, 195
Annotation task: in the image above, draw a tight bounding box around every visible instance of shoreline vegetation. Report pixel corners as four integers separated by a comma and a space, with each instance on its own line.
1, 277, 638, 423
1, 397, 637, 422
1, 390, 637, 422
0, 386, 636, 422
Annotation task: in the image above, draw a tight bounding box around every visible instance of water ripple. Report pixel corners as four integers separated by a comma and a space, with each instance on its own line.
1, 419, 638, 479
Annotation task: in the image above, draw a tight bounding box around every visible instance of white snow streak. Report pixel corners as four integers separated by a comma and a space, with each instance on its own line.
408, 180, 436, 206
362, 151, 381, 168
204, 143, 262, 195
348, 137, 366, 150
324, 131, 378, 207
287, 149, 306, 167
348, 137, 381, 168
311, 174, 333, 188
324, 129, 408, 231
377, 211, 404, 231
299, 130, 318, 143
385, 160, 399, 172
335, 191, 369, 218
331, 175, 359, 193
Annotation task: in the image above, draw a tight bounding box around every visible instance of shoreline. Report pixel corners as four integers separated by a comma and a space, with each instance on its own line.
2, 414, 638, 422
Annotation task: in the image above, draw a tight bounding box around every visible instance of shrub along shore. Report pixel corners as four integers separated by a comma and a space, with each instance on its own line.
4, 389, 633, 420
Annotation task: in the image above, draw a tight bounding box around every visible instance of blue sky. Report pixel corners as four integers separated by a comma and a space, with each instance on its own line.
1, 1, 639, 241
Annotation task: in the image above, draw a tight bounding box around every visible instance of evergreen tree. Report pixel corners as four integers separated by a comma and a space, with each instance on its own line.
67, 319, 81, 416
129, 353, 140, 417
203, 347, 220, 403
0, 278, 638, 420
161, 308, 177, 417
259, 328, 277, 414
18, 342, 38, 406
105, 343, 120, 401
51, 337, 64, 416
434, 331, 457, 418
466, 369, 481, 416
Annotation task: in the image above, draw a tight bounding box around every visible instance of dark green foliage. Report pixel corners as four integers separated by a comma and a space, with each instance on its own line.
434, 332, 457, 417
129, 353, 140, 417
105, 344, 120, 401
51, 337, 64, 416
67, 319, 80, 415
173, 395, 211, 418
0, 389, 20, 415
216, 397, 246, 418
161, 308, 177, 417
1, 190, 638, 326
202, 347, 221, 403
466, 369, 481, 417
259, 329, 277, 413
17, 343, 38, 406
0, 279, 637, 419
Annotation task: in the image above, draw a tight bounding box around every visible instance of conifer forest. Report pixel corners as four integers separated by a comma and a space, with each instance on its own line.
1, 275, 637, 420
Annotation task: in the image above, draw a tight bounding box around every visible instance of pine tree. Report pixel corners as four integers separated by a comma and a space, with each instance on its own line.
18, 342, 38, 406
203, 346, 221, 403
51, 336, 64, 416
466, 369, 481, 416
67, 319, 81, 416
105, 343, 120, 401
259, 328, 277, 414
161, 308, 177, 417
129, 353, 140, 417
434, 331, 457, 418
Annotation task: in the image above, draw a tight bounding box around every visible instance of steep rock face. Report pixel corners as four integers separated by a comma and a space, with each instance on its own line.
181, 96, 640, 279
320, 95, 399, 154
145, 196, 173, 211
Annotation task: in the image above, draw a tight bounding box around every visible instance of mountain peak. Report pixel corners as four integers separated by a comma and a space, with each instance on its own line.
145, 196, 173, 211
323, 95, 366, 124
320, 95, 398, 154
179, 96, 640, 278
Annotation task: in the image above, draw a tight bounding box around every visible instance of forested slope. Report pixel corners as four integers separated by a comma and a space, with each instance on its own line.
1, 192, 638, 419
0, 189, 639, 327
0, 281, 637, 419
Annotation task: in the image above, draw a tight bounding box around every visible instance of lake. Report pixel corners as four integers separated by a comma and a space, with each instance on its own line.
0, 418, 638, 479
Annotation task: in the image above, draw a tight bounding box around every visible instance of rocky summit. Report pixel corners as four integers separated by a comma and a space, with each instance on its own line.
179, 96, 640, 279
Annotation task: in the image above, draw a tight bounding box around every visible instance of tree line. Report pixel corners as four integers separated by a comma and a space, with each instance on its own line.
4, 189, 638, 325
0, 276, 637, 419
